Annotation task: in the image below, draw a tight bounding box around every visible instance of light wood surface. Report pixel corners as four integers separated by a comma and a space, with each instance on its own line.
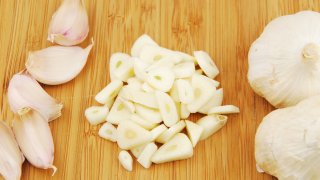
0, 0, 319, 179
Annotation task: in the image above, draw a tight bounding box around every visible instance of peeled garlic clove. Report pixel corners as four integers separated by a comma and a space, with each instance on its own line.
137, 142, 158, 169
208, 105, 240, 115
156, 121, 186, 144
197, 115, 227, 140
130, 144, 147, 158
130, 114, 158, 130
117, 120, 152, 150
199, 88, 223, 114
173, 62, 195, 79
12, 109, 56, 174
135, 104, 162, 124
26, 42, 94, 85
176, 79, 194, 104
0, 121, 24, 180
185, 120, 203, 147
85, 106, 109, 125
187, 74, 217, 113
109, 53, 134, 82
194, 51, 219, 79
131, 34, 158, 57
150, 124, 168, 141
99, 122, 117, 142
155, 91, 179, 127
106, 97, 132, 125
146, 67, 175, 92
95, 80, 123, 104
248, 11, 320, 108
152, 133, 193, 164
48, 0, 89, 46
118, 150, 133, 172
7, 72, 63, 122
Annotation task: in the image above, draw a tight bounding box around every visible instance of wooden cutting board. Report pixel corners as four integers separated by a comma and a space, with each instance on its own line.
0, 0, 319, 179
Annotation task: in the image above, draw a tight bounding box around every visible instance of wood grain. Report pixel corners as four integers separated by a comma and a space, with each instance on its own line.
0, 0, 319, 179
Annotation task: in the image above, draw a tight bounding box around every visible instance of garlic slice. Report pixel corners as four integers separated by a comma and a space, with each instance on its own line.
126, 90, 158, 109
156, 121, 186, 144
130, 114, 158, 130
109, 53, 134, 82
197, 115, 227, 140
85, 105, 109, 125
199, 88, 223, 114
208, 105, 240, 115
130, 144, 147, 158
173, 62, 196, 79
106, 97, 132, 125
133, 58, 149, 81
185, 120, 203, 147
255, 96, 320, 179
48, 0, 89, 46
98, 122, 117, 142
180, 103, 190, 119
141, 82, 155, 92
135, 104, 162, 124
95, 80, 123, 104
137, 142, 158, 169
155, 91, 179, 127
176, 79, 194, 104
7, 72, 63, 122
118, 150, 133, 172
152, 133, 193, 164
117, 120, 152, 150
26, 41, 94, 85
12, 109, 56, 174
146, 67, 175, 92
0, 121, 24, 180
139, 45, 180, 64
131, 34, 158, 57
194, 51, 219, 79
187, 74, 217, 113
150, 124, 168, 141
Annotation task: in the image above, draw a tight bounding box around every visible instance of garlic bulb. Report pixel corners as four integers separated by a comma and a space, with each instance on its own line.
255, 95, 320, 179
0, 121, 24, 180
248, 11, 320, 108
48, 0, 89, 46
26, 41, 93, 85
12, 109, 57, 175
7, 71, 63, 122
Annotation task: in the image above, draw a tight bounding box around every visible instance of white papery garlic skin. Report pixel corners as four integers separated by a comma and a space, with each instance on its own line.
248, 11, 320, 108
7, 71, 63, 122
26, 41, 93, 85
12, 109, 57, 175
0, 121, 24, 180
255, 95, 320, 180
48, 0, 89, 46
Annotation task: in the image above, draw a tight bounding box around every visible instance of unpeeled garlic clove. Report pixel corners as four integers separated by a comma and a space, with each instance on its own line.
48, 0, 89, 46
12, 109, 57, 175
26, 41, 94, 85
7, 71, 63, 122
0, 121, 24, 180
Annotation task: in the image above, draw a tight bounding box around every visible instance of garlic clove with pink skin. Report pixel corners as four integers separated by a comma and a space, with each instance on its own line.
12, 109, 57, 175
7, 71, 63, 122
26, 41, 94, 85
48, 0, 89, 46
0, 121, 24, 180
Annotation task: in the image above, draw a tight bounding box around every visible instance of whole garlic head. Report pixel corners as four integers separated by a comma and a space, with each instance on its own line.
255, 95, 320, 180
248, 11, 320, 108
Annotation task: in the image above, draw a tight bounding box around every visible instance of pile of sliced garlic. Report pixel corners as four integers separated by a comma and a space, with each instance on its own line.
1, 0, 92, 179
86, 34, 240, 171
